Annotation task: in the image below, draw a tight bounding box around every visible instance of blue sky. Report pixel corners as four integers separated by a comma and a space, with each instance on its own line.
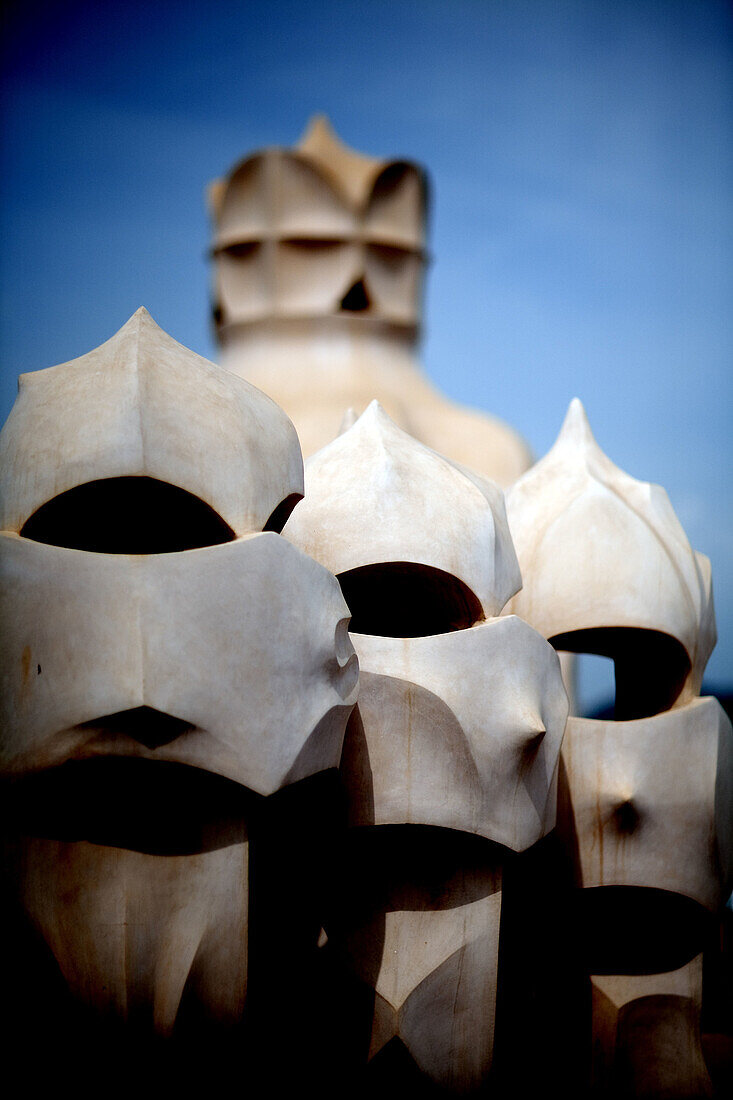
1, 0, 731, 697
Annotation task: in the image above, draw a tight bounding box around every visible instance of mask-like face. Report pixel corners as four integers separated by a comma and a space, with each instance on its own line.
283, 404, 568, 1089
210, 120, 427, 334
0, 532, 357, 790
0, 312, 358, 1053
558, 697, 732, 953
506, 401, 728, 1099
555, 694, 731, 1098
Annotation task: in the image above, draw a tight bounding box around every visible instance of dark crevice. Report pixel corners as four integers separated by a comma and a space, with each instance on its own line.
338, 562, 483, 637
20, 476, 236, 554
263, 492, 303, 533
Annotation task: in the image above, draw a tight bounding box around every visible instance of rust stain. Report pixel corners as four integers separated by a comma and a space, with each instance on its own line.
21, 645, 31, 683
593, 748, 605, 884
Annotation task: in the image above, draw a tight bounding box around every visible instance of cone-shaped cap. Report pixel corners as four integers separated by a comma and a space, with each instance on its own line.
297, 114, 385, 207
283, 401, 521, 617
0, 308, 303, 536
505, 399, 715, 689
211, 115, 427, 248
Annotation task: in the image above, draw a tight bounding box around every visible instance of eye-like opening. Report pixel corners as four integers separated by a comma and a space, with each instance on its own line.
20, 476, 236, 554
344, 825, 502, 912
551, 627, 690, 721
337, 562, 484, 637
365, 241, 416, 263
218, 240, 261, 259
280, 236, 345, 249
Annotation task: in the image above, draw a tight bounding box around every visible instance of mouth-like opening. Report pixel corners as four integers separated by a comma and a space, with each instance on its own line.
338, 562, 484, 637
1, 757, 257, 855
551, 627, 691, 720
75, 706, 195, 750
339, 278, 371, 312
20, 476, 237, 554
342, 825, 503, 912
573, 887, 711, 975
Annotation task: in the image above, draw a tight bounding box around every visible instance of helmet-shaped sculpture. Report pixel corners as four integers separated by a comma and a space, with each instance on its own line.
208, 117, 532, 485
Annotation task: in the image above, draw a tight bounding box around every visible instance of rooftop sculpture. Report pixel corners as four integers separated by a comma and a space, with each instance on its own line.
208, 116, 532, 485
0, 121, 730, 1098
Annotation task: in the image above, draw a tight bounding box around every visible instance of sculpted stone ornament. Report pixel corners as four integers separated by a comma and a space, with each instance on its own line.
208, 116, 531, 485
0, 315, 358, 1074
505, 397, 715, 717
283, 404, 567, 1092
284, 399, 522, 622
590, 958, 712, 1100
0, 306, 304, 543
559, 699, 733, 913
509, 400, 730, 1096
558, 699, 732, 1099
0, 533, 357, 789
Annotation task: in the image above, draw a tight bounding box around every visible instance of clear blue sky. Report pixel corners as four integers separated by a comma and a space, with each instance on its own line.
1, 0, 731, 694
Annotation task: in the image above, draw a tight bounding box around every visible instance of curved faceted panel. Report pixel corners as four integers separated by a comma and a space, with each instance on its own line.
506, 399, 715, 706
284, 402, 521, 619
0, 308, 304, 537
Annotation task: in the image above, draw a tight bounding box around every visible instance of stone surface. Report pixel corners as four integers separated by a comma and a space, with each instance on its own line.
505, 398, 715, 711
591, 958, 713, 1098
0, 531, 357, 793
283, 401, 522, 620
285, 403, 567, 1090
12, 837, 249, 1035
346, 618, 567, 849
342, 853, 503, 1090
0, 313, 358, 1048
557, 698, 733, 911
0, 308, 304, 539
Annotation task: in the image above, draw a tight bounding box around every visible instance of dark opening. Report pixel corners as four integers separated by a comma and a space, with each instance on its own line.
342, 824, 502, 913
573, 887, 711, 975
20, 476, 236, 554
550, 626, 690, 720
339, 278, 371, 312
263, 492, 303, 533
75, 706, 193, 750
220, 241, 260, 259
366, 1038, 438, 1094
337, 561, 484, 637
0, 756, 257, 855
